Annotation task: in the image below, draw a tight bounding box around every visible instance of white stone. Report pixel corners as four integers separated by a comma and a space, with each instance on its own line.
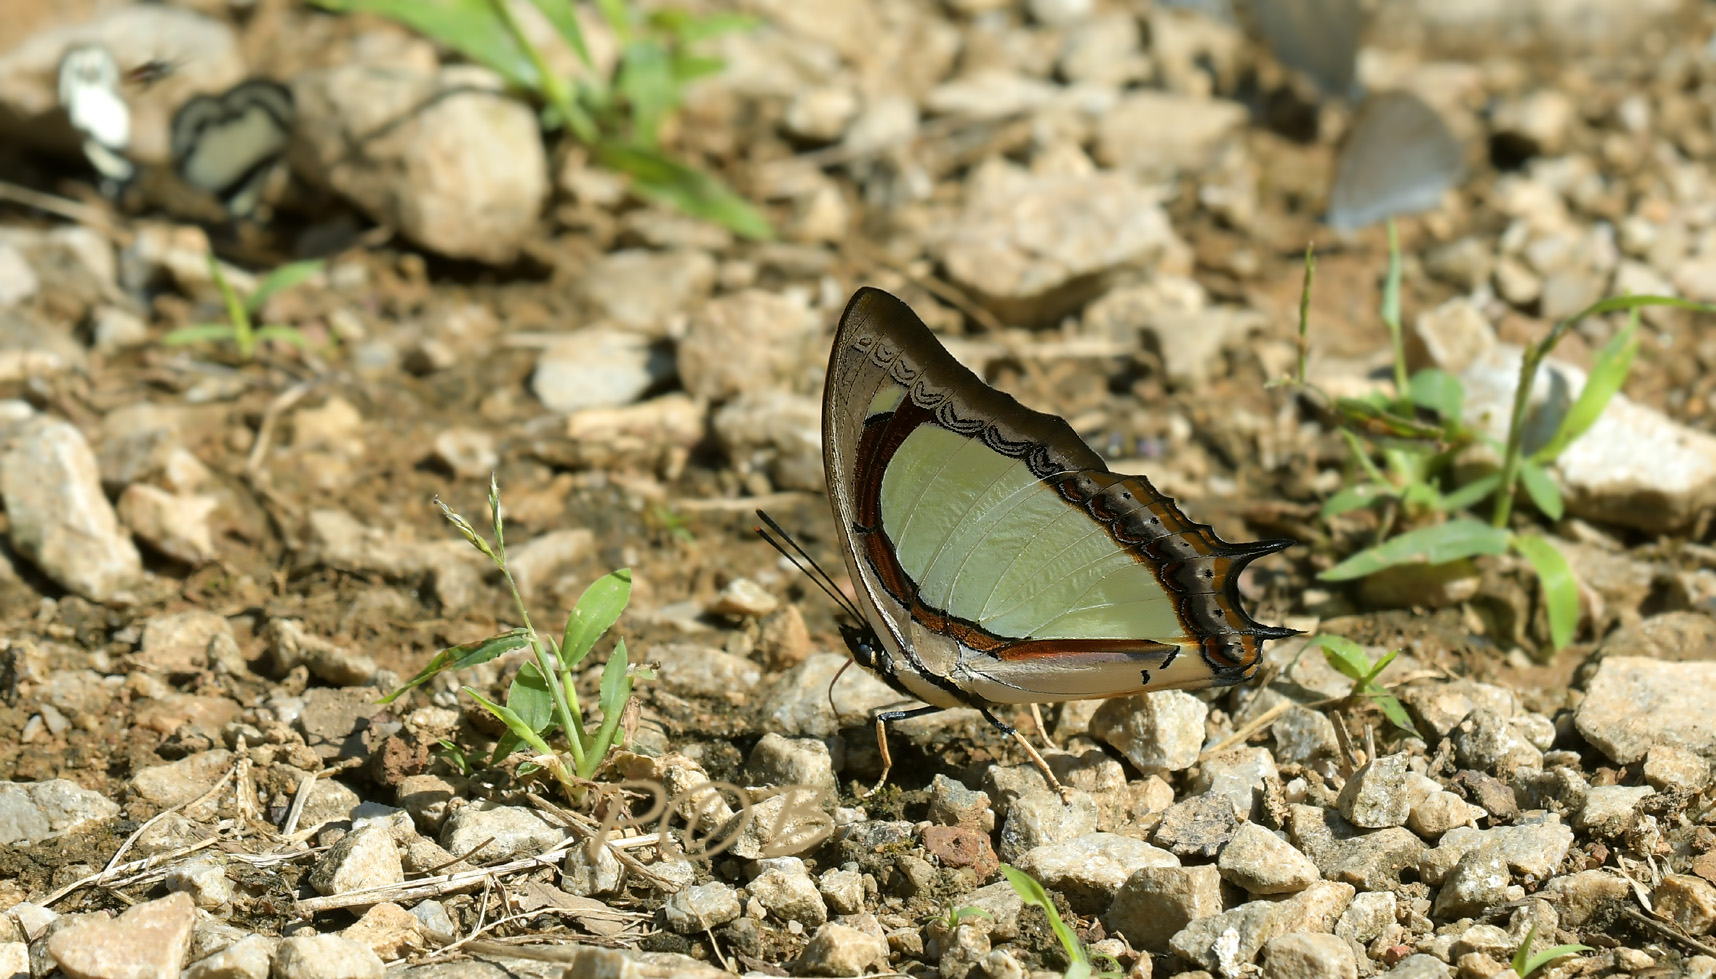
2, 417, 142, 601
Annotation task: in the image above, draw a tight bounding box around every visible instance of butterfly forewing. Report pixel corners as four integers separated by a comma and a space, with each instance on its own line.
823, 288, 1293, 710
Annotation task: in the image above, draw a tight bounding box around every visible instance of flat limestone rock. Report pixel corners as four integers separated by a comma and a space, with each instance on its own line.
1576, 656, 1716, 763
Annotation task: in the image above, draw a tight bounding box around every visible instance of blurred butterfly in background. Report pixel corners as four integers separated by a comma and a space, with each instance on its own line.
57, 45, 135, 190
1240, 0, 1465, 231
170, 80, 295, 220
761, 289, 1296, 794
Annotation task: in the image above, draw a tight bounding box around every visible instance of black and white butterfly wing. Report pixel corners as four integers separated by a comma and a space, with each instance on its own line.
171, 80, 294, 218
57, 45, 135, 186
1327, 91, 1464, 232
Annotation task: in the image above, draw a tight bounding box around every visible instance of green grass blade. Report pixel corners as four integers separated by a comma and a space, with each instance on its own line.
1305, 634, 1370, 681
253, 325, 314, 350
999, 866, 1090, 971
1321, 483, 1388, 518
378, 628, 530, 703
1437, 473, 1501, 513
560, 568, 633, 670
1335, 397, 1446, 441
1532, 309, 1637, 464
594, 140, 773, 239
1319, 518, 1510, 581
491, 661, 557, 763
617, 39, 677, 146
1511, 533, 1580, 652
1359, 648, 1400, 686
648, 9, 757, 43
522, 0, 591, 67
1409, 367, 1464, 421
464, 688, 555, 758
245, 259, 325, 314
1520, 945, 1592, 977
1368, 690, 1421, 736
1382, 219, 1408, 401
584, 639, 632, 773
311, 0, 538, 88
1518, 458, 1564, 521
161, 324, 238, 347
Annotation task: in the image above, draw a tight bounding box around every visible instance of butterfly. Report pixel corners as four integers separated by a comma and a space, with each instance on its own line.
170, 80, 295, 220
762, 288, 1295, 794
1326, 91, 1464, 232
57, 45, 135, 189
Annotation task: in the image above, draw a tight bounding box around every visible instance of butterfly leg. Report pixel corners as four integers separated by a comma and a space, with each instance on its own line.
980, 708, 1071, 801
1029, 703, 1059, 751
863, 705, 943, 798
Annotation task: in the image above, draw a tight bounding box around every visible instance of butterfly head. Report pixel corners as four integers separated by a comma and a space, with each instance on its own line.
838, 620, 882, 672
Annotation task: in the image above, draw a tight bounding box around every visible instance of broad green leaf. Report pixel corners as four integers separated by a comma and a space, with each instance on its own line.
1000, 865, 1091, 974
1321, 483, 1389, 518
378, 628, 531, 703
161, 324, 237, 346
1409, 368, 1464, 421
1334, 398, 1445, 441
1319, 518, 1510, 581
464, 688, 555, 759
491, 661, 556, 764
594, 140, 773, 239
1369, 690, 1421, 737
1532, 310, 1636, 464
245, 259, 324, 314
310, 0, 538, 89
1438, 473, 1501, 513
1512, 533, 1580, 652
1518, 459, 1564, 521
1306, 634, 1370, 682
560, 568, 632, 670
522, 0, 591, 67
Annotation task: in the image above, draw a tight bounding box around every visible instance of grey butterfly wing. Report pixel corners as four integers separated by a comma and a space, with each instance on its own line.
1246, 0, 1364, 100
1327, 91, 1464, 232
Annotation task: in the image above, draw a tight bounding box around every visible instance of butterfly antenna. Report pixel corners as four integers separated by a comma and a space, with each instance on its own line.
754, 509, 864, 621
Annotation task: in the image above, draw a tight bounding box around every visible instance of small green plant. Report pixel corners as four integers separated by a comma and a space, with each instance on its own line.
1511, 924, 1590, 978
433, 737, 473, 776
163, 256, 324, 361
1000, 865, 1121, 979
381, 476, 648, 802
310, 0, 769, 238
1291, 221, 1710, 652
926, 900, 992, 933
1305, 634, 1418, 737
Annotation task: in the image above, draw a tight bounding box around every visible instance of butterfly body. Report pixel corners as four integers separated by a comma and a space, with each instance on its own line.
822, 288, 1294, 736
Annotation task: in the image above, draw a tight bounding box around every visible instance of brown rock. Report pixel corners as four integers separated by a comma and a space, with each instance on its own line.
1658, 875, 1716, 936
47, 892, 194, 979
921, 825, 998, 878
341, 902, 423, 960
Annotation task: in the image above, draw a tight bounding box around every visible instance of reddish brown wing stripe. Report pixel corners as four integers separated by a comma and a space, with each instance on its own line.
993, 637, 1178, 661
